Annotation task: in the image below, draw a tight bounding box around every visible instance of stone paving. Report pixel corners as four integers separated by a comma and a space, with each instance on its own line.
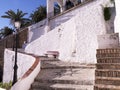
30, 57, 95, 90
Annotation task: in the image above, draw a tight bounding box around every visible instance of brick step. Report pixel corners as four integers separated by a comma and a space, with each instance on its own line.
97, 48, 120, 54
95, 77, 120, 86
31, 83, 93, 90
97, 57, 120, 63
94, 84, 120, 90
34, 79, 94, 85
96, 63, 120, 69
96, 53, 120, 58
95, 69, 120, 78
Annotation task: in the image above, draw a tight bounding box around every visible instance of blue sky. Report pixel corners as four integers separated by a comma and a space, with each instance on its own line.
0, 0, 46, 29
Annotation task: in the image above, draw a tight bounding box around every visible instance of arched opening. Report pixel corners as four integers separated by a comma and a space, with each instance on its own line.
54, 2, 61, 16
65, 0, 74, 10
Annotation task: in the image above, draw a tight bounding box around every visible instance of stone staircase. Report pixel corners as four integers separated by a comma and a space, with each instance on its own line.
94, 48, 120, 90
29, 57, 95, 90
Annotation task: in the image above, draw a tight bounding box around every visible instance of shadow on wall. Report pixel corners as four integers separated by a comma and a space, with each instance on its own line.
28, 19, 47, 43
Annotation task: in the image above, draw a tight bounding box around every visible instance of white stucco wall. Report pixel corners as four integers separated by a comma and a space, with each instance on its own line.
3, 49, 35, 83
28, 19, 47, 43
25, 0, 107, 64
114, 0, 120, 40
97, 33, 119, 49
11, 60, 40, 90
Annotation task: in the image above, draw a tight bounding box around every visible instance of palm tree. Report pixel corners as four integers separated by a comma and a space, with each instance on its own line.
0, 26, 13, 38
1, 9, 31, 28
30, 5, 46, 23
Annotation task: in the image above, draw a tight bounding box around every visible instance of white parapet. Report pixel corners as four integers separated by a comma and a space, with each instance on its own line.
114, 0, 120, 39
97, 33, 119, 49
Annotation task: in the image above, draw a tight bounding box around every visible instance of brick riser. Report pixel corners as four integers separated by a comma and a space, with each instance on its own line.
94, 86, 120, 90
97, 49, 120, 54
95, 70, 120, 77
96, 63, 120, 69
95, 78, 120, 86
97, 58, 120, 63
94, 48, 120, 90
96, 53, 120, 58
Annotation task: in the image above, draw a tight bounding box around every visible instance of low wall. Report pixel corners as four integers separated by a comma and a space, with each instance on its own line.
3, 49, 40, 90
3, 49, 35, 82
0, 28, 28, 82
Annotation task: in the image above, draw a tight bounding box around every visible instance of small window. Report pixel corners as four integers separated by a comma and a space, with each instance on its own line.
65, 0, 74, 10
54, 2, 61, 16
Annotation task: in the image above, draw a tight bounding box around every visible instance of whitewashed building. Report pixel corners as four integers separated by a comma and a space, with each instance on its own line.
25, 0, 120, 64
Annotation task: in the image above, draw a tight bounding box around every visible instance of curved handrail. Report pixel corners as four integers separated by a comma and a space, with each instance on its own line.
11, 50, 41, 90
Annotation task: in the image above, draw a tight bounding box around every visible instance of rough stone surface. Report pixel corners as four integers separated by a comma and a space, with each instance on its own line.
30, 57, 95, 90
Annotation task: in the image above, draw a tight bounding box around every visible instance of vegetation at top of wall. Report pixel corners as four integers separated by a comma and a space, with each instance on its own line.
0, 81, 12, 90
30, 5, 46, 24
104, 7, 111, 21
103, 0, 114, 21
0, 27, 14, 39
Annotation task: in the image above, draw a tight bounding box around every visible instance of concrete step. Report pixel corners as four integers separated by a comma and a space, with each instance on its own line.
35, 68, 95, 83
34, 79, 94, 85
97, 57, 120, 63
40, 57, 59, 61
41, 60, 95, 69
95, 77, 120, 86
30, 58, 95, 90
94, 84, 120, 90
96, 63, 120, 69
95, 69, 120, 78
31, 83, 93, 90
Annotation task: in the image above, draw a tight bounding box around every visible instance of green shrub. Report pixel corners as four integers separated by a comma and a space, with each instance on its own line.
104, 7, 111, 21
0, 81, 12, 90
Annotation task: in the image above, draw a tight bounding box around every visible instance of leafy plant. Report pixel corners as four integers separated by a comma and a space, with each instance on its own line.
0, 27, 14, 38
104, 7, 111, 21
30, 5, 46, 23
0, 81, 12, 90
